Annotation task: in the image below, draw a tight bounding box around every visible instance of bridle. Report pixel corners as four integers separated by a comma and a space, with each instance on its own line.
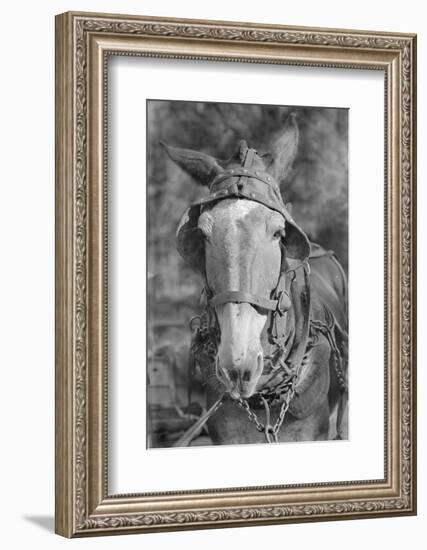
204, 245, 294, 346
203, 145, 294, 325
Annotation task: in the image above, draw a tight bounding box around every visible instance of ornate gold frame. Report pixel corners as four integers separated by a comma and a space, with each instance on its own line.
55, 11, 417, 538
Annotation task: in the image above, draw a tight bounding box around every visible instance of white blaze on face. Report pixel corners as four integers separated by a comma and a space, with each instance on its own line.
199, 199, 284, 398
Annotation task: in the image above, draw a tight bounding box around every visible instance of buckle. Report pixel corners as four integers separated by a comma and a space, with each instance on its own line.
277, 290, 291, 314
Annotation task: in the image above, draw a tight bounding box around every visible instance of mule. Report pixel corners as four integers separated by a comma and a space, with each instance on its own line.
162, 113, 348, 445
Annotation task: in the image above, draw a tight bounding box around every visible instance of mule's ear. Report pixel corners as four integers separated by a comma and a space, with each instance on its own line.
160, 142, 223, 186
268, 113, 299, 181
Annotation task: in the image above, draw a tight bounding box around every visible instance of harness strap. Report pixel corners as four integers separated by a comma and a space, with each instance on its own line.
207, 244, 292, 315
267, 259, 294, 348
286, 263, 311, 370
258, 261, 311, 405
208, 146, 284, 205
334, 390, 348, 440
210, 168, 278, 192
210, 291, 279, 312
233, 146, 255, 192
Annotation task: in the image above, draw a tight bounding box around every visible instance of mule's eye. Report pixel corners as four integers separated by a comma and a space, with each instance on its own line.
273, 229, 284, 240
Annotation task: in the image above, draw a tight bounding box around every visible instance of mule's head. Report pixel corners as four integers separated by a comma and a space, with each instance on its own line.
199, 199, 285, 398
163, 114, 308, 398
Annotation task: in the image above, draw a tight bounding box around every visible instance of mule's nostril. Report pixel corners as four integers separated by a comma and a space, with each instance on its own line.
229, 368, 239, 383
242, 369, 251, 382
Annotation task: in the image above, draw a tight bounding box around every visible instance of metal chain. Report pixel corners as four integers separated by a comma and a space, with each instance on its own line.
190, 307, 300, 444
271, 383, 295, 437
236, 398, 266, 433
236, 374, 297, 443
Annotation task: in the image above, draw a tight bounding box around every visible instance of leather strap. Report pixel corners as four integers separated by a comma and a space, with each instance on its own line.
209, 146, 279, 195
208, 247, 293, 315
286, 263, 311, 370
210, 291, 278, 312
206, 147, 296, 332
268, 271, 294, 347
210, 168, 278, 193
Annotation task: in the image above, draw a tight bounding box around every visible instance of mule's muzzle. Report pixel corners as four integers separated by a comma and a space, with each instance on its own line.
217, 351, 263, 399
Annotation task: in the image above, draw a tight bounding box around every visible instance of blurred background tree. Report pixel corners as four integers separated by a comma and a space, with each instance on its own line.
147, 101, 348, 345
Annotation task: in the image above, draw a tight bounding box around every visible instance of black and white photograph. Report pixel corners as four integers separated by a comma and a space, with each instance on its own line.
147, 100, 349, 448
